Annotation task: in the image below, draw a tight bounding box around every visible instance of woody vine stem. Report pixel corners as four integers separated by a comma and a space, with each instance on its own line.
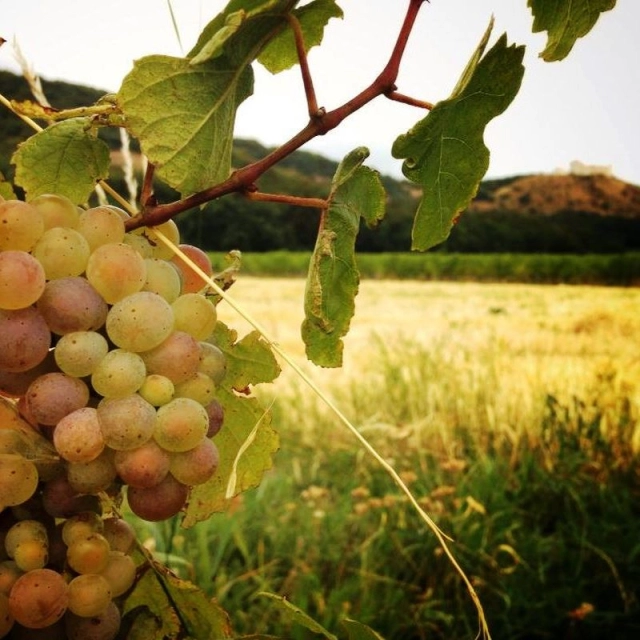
127, 0, 432, 230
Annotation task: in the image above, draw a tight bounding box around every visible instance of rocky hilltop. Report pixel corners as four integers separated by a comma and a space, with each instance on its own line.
471, 171, 640, 218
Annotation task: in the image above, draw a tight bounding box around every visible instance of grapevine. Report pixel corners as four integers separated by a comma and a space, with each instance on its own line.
0, 1, 616, 639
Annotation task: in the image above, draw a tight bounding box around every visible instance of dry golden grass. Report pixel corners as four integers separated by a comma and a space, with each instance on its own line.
217, 277, 640, 450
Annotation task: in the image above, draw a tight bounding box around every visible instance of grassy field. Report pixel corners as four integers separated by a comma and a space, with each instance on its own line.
133, 278, 640, 639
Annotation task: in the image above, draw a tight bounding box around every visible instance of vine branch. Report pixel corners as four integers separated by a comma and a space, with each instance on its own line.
289, 13, 320, 117
244, 189, 327, 209
126, 0, 430, 230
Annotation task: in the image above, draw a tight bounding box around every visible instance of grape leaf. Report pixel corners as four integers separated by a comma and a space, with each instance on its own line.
182, 320, 279, 525
301, 147, 385, 368
118, 55, 253, 196
392, 27, 525, 251
258, 593, 338, 640
342, 619, 387, 640
528, 0, 616, 61
122, 554, 232, 639
183, 386, 279, 526
212, 322, 281, 389
259, 0, 344, 74
189, 0, 297, 66
0, 171, 16, 200
11, 118, 110, 204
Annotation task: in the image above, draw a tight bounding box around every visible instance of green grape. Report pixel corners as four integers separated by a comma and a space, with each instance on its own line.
66, 533, 111, 575
98, 205, 129, 220
4, 521, 48, 550
8, 568, 68, 629
171, 244, 213, 294
114, 440, 170, 488
142, 258, 182, 303
4, 521, 47, 567
11, 539, 49, 573
25, 373, 89, 427
96, 394, 156, 451
0, 591, 14, 637
85, 243, 147, 304
36, 277, 108, 336
30, 194, 80, 230
61, 512, 104, 547
141, 331, 201, 384
0, 251, 46, 311
52, 408, 105, 464
99, 551, 136, 597
0, 456, 39, 509
0, 307, 51, 373
170, 437, 219, 486
135, 219, 180, 260
101, 518, 135, 556
90, 349, 146, 399
171, 293, 217, 340
138, 374, 174, 407
66, 450, 117, 495
77, 206, 125, 251
31, 227, 90, 280
0, 200, 45, 252
54, 332, 109, 378
64, 599, 121, 640
154, 397, 209, 453
173, 372, 215, 406
126, 473, 188, 522
0, 560, 23, 596
66, 574, 111, 618
122, 230, 153, 258
198, 342, 227, 385
106, 291, 174, 353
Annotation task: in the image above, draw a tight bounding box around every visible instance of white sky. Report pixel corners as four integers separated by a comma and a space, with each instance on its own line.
1, 0, 639, 185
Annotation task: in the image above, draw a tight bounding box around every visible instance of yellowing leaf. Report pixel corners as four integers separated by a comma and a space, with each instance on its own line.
183, 386, 279, 525
11, 118, 110, 203
302, 148, 385, 367
528, 0, 616, 61
258, 592, 338, 640
0, 171, 16, 200
122, 554, 232, 639
212, 322, 281, 389
189, 0, 296, 66
392, 29, 524, 251
118, 55, 253, 195
342, 618, 388, 640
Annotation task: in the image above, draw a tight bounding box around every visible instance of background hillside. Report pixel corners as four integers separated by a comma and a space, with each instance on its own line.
2, 70, 640, 253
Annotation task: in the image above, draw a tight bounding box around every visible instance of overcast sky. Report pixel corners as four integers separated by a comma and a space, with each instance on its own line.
1, 0, 638, 185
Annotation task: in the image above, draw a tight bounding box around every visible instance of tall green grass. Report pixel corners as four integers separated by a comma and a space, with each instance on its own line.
209, 251, 640, 285
131, 337, 640, 639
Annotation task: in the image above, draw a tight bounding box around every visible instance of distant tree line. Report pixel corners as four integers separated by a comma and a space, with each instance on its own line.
178, 199, 640, 254
2, 71, 640, 255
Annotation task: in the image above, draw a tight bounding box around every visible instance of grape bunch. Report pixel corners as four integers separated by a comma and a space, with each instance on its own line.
0, 507, 136, 639
0, 193, 228, 637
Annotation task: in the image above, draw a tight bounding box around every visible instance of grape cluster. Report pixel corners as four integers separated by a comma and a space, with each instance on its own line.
0, 507, 135, 638
0, 194, 228, 637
